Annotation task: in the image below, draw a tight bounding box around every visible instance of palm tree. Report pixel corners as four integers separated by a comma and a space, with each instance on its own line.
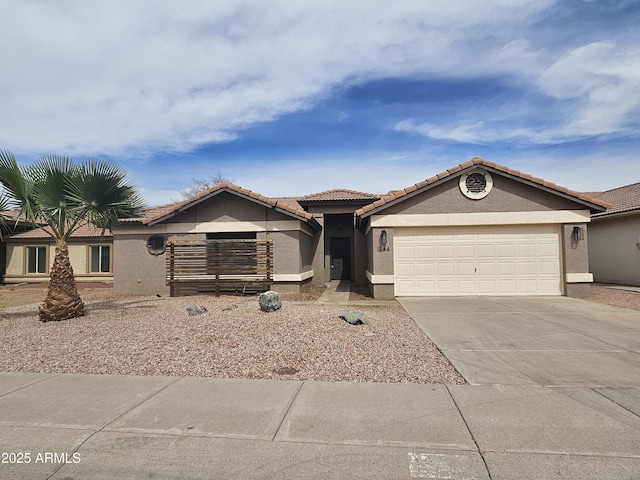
0, 150, 144, 321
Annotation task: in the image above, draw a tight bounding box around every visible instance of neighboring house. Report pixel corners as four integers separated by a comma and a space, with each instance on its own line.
3, 223, 114, 284
1, 210, 43, 283
588, 182, 640, 286
112, 157, 608, 299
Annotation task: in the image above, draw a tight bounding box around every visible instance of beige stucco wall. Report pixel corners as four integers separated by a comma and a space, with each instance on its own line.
589, 215, 640, 286
5, 239, 113, 284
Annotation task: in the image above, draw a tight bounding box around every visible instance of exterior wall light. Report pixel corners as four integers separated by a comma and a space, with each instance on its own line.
379, 230, 389, 252
572, 226, 584, 242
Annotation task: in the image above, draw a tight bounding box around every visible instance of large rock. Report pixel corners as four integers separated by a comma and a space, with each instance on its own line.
186, 306, 208, 316
339, 310, 368, 325
259, 291, 282, 312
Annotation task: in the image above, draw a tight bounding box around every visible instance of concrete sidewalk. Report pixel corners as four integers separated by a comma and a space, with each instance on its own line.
1, 372, 639, 479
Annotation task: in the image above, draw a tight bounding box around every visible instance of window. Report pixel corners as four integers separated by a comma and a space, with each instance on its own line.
89, 245, 111, 273
26, 246, 47, 274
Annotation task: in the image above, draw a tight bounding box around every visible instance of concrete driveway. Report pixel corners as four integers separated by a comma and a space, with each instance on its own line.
398, 296, 640, 386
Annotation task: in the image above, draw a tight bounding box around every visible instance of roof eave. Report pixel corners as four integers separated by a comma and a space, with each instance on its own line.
592, 208, 640, 220
356, 162, 609, 219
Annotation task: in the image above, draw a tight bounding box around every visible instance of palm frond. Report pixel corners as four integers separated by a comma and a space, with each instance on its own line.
65, 158, 145, 236
29, 155, 81, 239
0, 149, 38, 225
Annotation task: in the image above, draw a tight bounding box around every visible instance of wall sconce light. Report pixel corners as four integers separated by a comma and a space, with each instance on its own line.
379, 230, 388, 251
572, 226, 584, 242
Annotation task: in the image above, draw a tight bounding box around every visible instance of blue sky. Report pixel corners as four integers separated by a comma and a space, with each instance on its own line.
1, 0, 639, 205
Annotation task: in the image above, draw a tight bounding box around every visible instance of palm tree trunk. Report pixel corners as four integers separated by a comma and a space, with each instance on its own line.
39, 240, 85, 322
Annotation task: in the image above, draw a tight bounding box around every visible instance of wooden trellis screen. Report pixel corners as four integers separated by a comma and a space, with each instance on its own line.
166, 239, 273, 296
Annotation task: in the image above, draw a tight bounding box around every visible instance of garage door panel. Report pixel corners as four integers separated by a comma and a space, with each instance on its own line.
519, 279, 540, 294
396, 245, 416, 259
456, 245, 475, 258
458, 280, 477, 294
498, 280, 517, 293
437, 263, 455, 276
539, 280, 561, 294
538, 261, 560, 275
438, 280, 456, 294
477, 262, 495, 275
417, 263, 434, 276
395, 263, 415, 276
477, 244, 495, 257
497, 244, 516, 257
518, 261, 538, 275
436, 245, 455, 258
417, 245, 435, 258
394, 225, 561, 296
477, 280, 497, 294
417, 280, 436, 294
497, 262, 516, 275
537, 243, 559, 256
518, 244, 537, 256
457, 262, 476, 275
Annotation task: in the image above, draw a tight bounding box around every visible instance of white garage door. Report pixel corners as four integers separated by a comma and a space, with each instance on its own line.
394, 225, 561, 296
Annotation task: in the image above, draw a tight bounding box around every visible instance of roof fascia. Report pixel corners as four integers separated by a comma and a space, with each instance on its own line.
358, 164, 607, 219
484, 166, 608, 213
592, 208, 640, 221
146, 187, 321, 231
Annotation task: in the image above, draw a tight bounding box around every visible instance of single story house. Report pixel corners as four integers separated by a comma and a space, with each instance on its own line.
112, 157, 609, 299
3, 223, 114, 284
588, 182, 640, 286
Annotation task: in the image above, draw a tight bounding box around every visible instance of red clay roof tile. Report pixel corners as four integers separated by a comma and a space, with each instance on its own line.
299, 189, 380, 202
355, 157, 610, 217
591, 182, 640, 217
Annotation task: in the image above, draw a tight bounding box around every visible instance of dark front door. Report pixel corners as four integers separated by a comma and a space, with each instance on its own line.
330, 237, 351, 281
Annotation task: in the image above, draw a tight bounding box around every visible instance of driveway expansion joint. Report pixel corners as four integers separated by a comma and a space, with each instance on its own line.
445, 385, 494, 480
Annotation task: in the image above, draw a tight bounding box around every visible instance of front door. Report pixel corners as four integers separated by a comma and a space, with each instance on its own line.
330, 237, 351, 281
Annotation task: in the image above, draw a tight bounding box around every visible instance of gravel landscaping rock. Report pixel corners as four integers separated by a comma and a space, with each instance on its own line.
339, 310, 368, 325
186, 306, 208, 316
0, 293, 465, 384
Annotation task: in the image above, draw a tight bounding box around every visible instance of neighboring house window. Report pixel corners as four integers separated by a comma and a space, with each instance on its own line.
89, 245, 111, 273
25, 246, 48, 274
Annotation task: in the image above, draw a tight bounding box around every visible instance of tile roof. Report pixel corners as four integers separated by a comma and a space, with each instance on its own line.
138, 181, 317, 225
299, 189, 380, 202
590, 182, 640, 218
9, 222, 112, 240
355, 157, 611, 217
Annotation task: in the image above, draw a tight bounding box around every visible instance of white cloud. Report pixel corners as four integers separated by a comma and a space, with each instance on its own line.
397, 39, 640, 145
0, 0, 553, 156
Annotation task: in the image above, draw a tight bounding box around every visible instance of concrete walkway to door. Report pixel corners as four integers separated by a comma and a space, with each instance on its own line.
315, 281, 397, 306
399, 296, 640, 386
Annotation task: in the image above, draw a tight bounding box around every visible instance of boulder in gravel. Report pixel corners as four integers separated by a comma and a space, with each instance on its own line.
259, 291, 282, 312
339, 310, 368, 325
186, 305, 208, 316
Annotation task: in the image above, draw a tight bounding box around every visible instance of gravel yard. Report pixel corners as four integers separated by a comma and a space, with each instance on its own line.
2, 283, 638, 385
0, 291, 465, 384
